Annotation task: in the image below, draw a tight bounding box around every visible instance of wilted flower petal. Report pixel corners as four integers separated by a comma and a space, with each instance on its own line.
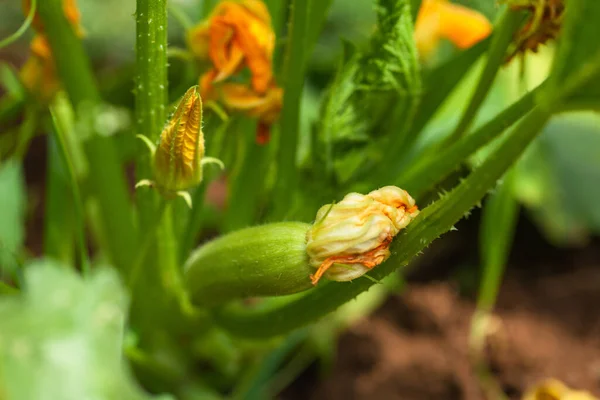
306, 186, 419, 285
218, 83, 282, 144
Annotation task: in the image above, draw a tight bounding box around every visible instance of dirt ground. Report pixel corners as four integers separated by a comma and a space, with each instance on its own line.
282, 215, 600, 400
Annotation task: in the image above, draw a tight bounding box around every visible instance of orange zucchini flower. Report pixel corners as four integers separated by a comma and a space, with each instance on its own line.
415, 0, 492, 58
188, 0, 282, 144
188, 0, 275, 95
20, 36, 59, 102
22, 0, 82, 36
20, 0, 83, 101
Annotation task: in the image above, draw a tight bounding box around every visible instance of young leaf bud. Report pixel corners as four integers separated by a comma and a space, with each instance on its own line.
306, 186, 419, 284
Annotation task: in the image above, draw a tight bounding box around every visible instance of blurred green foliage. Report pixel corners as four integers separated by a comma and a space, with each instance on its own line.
0, 161, 25, 282
0, 261, 172, 400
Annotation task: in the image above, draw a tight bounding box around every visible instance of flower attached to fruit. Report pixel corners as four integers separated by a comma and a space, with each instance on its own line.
306, 186, 420, 285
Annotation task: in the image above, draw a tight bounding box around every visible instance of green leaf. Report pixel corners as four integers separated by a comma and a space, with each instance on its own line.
315, 0, 421, 184
514, 112, 600, 244
0, 261, 172, 400
543, 0, 600, 106
0, 161, 26, 280
478, 170, 518, 311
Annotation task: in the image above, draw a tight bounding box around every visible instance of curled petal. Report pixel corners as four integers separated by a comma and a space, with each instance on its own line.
209, 15, 245, 80
189, 0, 276, 94
306, 186, 419, 284
218, 83, 282, 144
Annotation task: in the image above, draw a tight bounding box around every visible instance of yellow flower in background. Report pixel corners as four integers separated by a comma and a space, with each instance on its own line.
22, 0, 83, 36
522, 378, 598, 400
19, 36, 59, 102
415, 0, 492, 58
20, 0, 83, 101
188, 0, 282, 144
189, 0, 275, 96
306, 186, 419, 285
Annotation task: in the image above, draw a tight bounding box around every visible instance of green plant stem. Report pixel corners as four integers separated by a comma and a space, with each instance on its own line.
129, 199, 168, 291
49, 108, 90, 275
410, 38, 490, 141
398, 84, 540, 200
272, 0, 311, 219
43, 136, 75, 266
135, 0, 168, 230
444, 8, 525, 144
477, 171, 518, 311
0, 0, 36, 49
36, 0, 137, 271
224, 125, 271, 232
469, 170, 518, 400
211, 107, 550, 338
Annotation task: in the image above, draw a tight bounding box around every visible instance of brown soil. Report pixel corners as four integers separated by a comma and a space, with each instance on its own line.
282, 216, 600, 400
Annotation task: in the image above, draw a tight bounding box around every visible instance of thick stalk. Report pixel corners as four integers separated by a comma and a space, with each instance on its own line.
135, 0, 169, 229
212, 108, 550, 338
272, 0, 311, 219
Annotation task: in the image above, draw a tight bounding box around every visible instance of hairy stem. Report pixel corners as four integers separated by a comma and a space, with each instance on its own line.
211, 107, 550, 338
135, 0, 169, 230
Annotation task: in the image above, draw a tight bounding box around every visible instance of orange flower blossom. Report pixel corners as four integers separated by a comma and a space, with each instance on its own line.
187, 0, 281, 144
20, 36, 59, 102
22, 0, 82, 35
20, 0, 83, 101
415, 0, 492, 58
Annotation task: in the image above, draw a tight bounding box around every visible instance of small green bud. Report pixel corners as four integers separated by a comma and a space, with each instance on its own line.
154, 85, 205, 193
184, 222, 313, 306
